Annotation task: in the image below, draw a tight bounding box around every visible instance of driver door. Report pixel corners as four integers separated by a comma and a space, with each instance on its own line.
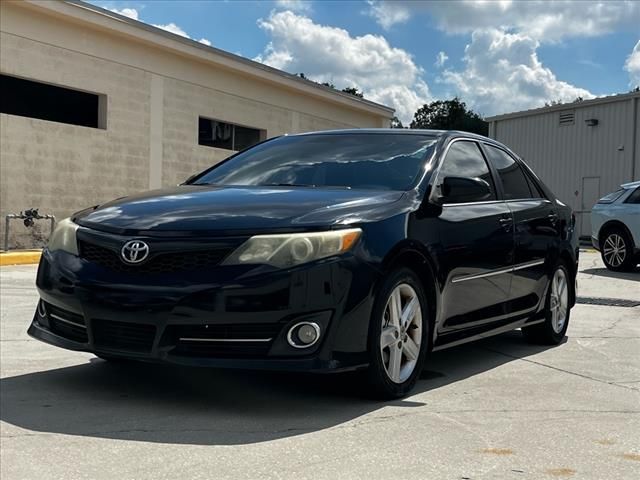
433, 140, 515, 338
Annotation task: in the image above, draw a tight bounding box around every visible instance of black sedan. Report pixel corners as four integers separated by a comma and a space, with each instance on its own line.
29, 129, 578, 398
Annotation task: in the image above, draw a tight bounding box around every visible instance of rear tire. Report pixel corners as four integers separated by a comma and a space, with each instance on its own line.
600, 228, 636, 272
522, 263, 571, 345
365, 268, 429, 400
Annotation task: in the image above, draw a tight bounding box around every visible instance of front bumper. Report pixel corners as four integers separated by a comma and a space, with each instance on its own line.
29, 247, 378, 372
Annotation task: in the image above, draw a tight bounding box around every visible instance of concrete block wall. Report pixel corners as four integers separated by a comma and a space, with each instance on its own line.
0, 32, 151, 249
0, 2, 390, 249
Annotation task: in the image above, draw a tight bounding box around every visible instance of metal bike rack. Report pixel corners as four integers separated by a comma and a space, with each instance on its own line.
4, 209, 56, 251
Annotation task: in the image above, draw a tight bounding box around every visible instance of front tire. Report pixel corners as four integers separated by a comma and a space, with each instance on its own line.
365, 268, 429, 399
600, 228, 636, 272
522, 264, 571, 345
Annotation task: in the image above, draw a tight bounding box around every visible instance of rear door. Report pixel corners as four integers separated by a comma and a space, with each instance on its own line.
482, 143, 556, 314
433, 140, 515, 337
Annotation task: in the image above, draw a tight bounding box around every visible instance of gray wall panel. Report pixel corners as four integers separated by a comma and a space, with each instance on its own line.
490, 96, 639, 238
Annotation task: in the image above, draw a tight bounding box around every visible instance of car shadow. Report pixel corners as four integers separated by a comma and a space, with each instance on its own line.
580, 266, 640, 280
0, 330, 559, 446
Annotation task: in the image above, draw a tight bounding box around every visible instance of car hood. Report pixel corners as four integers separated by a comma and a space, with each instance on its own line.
74, 185, 411, 235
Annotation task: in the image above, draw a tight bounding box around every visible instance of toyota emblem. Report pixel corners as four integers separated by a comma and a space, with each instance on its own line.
121, 240, 150, 264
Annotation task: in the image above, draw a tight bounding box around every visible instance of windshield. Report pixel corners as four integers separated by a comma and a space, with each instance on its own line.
191, 133, 438, 191
597, 189, 625, 204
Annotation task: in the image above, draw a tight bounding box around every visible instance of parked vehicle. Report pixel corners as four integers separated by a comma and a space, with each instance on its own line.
29, 130, 579, 399
591, 181, 640, 271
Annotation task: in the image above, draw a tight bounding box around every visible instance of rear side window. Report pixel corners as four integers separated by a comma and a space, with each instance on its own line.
625, 187, 640, 204
437, 141, 497, 202
484, 145, 532, 200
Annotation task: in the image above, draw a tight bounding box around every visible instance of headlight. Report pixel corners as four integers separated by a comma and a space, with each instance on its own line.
222, 228, 362, 268
47, 218, 79, 255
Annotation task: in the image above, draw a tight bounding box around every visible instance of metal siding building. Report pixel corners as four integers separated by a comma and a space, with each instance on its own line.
487, 91, 640, 238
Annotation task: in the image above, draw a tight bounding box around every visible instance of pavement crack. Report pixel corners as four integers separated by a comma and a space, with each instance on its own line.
481, 347, 639, 391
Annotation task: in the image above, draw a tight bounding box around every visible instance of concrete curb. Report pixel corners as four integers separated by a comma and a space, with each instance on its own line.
0, 250, 42, 266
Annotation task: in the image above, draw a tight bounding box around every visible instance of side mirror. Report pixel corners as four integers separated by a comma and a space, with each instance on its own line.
438, 176, 492, 204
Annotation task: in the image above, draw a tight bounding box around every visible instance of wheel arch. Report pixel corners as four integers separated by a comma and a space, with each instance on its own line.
380, 244, 440, 351
598, 220, 635, 249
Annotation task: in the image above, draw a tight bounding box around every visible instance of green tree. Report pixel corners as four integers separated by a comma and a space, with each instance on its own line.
342, 87, 364, 98
390, 116, 404, 128
409, 98, 487, 135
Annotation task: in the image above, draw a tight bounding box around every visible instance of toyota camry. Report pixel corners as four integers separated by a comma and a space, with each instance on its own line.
29, 129, 579, 398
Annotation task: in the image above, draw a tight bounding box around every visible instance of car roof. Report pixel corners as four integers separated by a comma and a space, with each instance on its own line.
621, 180, 640, 190
289, 128, 491, 141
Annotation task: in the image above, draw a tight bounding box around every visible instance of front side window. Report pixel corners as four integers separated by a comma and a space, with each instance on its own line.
625, 187, 640, 204
436, 141, 497, 202
484, 145, 532, 200
191, 133, 438, 191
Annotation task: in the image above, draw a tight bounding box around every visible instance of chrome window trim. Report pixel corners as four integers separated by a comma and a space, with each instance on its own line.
451, 259, 545, 284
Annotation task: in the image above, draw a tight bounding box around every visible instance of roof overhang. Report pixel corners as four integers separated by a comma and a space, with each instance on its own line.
486, 91, 640, 122
12, 0, 395, 119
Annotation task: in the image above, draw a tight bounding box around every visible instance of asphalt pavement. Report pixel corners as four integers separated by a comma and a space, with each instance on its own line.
1, 251, 638, 479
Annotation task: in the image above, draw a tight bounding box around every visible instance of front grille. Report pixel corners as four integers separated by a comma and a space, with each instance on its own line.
92, 319, 156, 352
166, 324, 282, 358
78, 240, 231, 274
45, 303, 88, 343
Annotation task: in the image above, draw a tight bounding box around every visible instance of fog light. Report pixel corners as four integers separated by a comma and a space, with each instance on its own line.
37, 300, 47, 318
287, 321, 321, 348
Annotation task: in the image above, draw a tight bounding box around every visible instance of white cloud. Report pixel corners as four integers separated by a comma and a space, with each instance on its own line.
153, 22, 189, 38
255, 10, 431, 123
275, 0, 313, 13
367, 1, 640, 42
625, 40, 640, 87
108, 7, 139, 20
108, 7, 211, 46
367, 0, 410, 31
440, 29, 594, 116
434, 51, 448, 68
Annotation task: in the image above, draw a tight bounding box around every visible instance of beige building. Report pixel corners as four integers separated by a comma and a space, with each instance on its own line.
0, 0, 394, 248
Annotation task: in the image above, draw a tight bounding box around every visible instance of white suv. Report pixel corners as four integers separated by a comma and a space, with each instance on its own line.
591, 181, 640, 271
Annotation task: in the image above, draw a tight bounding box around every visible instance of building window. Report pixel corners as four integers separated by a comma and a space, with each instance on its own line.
198, 117, 263, 151
0, 74, 106, 129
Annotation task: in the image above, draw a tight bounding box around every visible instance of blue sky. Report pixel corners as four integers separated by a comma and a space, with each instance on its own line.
92, 0, 640, 123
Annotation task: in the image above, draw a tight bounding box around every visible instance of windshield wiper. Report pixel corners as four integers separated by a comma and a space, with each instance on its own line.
262, 183, 352, 189
262, 183, 318, 188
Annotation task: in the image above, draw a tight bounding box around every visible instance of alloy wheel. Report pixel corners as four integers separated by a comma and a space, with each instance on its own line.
380, 283, 423, 384
549, 268, 568, 334
603, 233, 626, 268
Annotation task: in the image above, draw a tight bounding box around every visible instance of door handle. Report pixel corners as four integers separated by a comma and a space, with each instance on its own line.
499, 217, 513, 231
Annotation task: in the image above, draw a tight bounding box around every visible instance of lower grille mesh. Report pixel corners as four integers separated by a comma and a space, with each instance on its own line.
92, 319, 156, 352
166, 324, 282, 358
